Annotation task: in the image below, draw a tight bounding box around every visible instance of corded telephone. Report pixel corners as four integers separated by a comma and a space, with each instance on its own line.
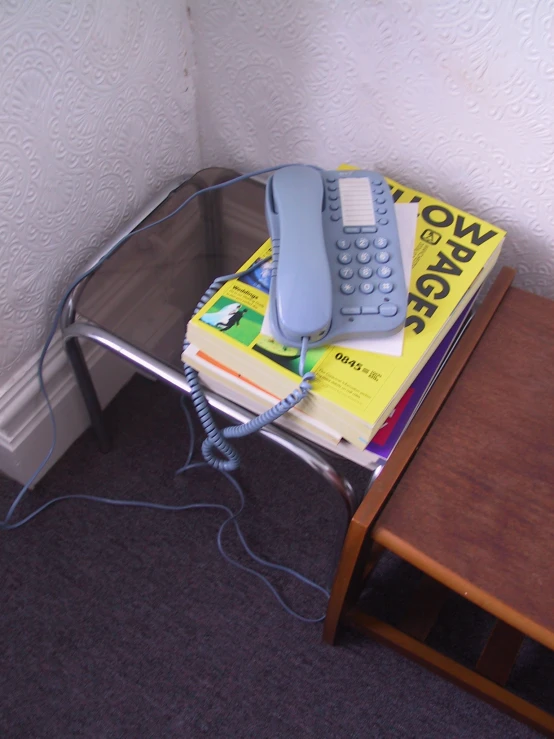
265, 165, 407, 351
10, 162, 407, 627
9, 163, 405, 625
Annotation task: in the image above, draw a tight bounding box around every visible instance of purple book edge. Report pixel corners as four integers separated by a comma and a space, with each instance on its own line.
366, 296, 477, 461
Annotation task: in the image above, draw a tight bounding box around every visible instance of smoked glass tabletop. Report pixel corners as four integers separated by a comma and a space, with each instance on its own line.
75, 168, 267, 371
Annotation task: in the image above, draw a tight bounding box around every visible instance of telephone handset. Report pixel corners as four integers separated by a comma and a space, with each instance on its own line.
265, 165, 407, 350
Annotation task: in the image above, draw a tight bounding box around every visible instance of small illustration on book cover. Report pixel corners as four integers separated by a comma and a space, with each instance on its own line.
199, 296, 262, 343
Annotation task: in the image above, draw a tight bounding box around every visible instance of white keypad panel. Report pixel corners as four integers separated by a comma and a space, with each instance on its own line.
338, 177, 376, 227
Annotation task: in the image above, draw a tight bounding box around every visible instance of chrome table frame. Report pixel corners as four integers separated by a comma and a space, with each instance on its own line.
60, 169, 376, 527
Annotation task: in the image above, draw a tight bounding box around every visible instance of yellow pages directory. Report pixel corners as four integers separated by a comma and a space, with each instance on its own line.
184, 177, 505, 449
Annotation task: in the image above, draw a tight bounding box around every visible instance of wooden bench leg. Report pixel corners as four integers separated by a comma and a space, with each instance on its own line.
345, 610, 554, 737
323, 523, 377, 645
476, 620, 525, 686
399, 574, 450, 642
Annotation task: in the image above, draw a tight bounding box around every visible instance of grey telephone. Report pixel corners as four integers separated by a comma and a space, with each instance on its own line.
265, 165, 407, 349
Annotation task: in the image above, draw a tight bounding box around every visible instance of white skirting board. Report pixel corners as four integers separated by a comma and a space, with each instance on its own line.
0, 178, 201, 488
0, 332, 135, 487
0, 296, 187, 487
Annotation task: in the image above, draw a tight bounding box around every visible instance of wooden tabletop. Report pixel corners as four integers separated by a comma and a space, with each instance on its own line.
373, 287, 554, 650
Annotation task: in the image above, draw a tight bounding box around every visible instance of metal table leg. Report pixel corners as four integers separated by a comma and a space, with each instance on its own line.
63, 321, 364, 587
60, 173, 210, 452
65, 336, 111, 453
63, 322, 358, 519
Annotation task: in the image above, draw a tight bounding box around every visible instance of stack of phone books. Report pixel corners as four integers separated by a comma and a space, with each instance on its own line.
182, 175, 506, 470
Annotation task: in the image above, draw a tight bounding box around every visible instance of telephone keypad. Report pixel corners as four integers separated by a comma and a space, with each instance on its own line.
265, 167, 407, 347
322, 169, 407, 341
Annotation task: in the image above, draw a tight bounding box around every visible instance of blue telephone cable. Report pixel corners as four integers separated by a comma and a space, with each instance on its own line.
0, 164, 329, 624
1, 164, 315, 528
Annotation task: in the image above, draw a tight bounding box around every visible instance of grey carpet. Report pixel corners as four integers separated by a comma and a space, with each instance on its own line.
1, 375, 551, 738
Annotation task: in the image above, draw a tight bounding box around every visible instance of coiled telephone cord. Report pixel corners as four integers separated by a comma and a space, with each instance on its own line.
182, 261, 314, 472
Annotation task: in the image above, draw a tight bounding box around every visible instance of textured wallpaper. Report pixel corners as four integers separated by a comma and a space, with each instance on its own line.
0, 0, 200, 382
190, 0, 554, 298
3, 0, 553, 388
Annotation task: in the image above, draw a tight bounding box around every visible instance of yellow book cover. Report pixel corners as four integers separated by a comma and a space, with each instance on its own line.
185, 176, 505, 448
